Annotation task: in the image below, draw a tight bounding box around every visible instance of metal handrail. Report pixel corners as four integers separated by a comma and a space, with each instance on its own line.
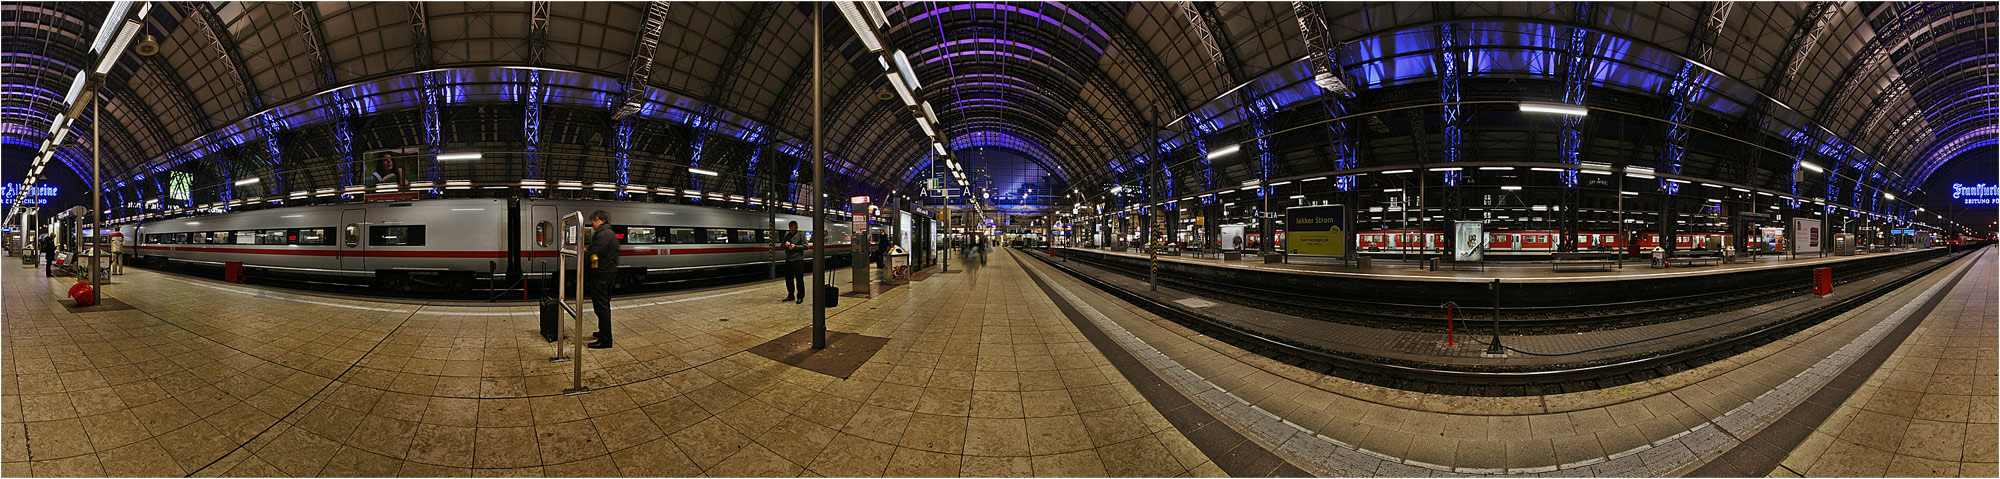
549, 211, 591, 395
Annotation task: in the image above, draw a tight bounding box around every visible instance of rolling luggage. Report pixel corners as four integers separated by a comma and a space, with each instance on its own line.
540, 296, 561, 342
824, 285, 839, 308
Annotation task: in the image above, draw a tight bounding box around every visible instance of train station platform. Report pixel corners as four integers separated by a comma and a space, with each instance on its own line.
2, 246, 1990, 477
1065, 245, 1945, 283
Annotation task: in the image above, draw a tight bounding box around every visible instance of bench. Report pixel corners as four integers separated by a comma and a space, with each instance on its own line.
1667, 251, 1722, 267
1550, 252, 1618, 271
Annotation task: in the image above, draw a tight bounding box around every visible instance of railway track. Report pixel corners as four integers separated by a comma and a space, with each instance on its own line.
1056, 250, 1935, 335
1021, 247, 1978, 396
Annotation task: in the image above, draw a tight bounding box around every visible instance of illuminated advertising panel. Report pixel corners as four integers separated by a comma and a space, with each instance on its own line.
1285, 205, 1346, 256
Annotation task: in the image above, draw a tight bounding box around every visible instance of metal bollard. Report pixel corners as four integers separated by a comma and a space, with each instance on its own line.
1485, 279, 1504, 355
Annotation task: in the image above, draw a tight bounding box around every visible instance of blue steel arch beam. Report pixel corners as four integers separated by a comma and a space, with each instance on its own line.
1732, 2, 1836, 195
186, 1, 269, 199
608, 1, 670, 195
292, 2, 356, 189
879, 2, 1158, 184
885, 14, 1136, 182
523, 1, 549, 182
691, 3, 774, 197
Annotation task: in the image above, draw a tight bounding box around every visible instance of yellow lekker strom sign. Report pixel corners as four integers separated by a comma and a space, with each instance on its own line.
1287, 205, 1346, 256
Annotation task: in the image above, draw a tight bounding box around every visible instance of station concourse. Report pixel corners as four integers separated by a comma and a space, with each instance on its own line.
3, 1, 1997, 477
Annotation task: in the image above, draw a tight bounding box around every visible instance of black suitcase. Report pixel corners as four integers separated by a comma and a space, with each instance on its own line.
824, 285, 839, 308
540, 297, 561, 342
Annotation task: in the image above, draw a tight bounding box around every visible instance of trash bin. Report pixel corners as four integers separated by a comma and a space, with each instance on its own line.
224, 261, 244, 283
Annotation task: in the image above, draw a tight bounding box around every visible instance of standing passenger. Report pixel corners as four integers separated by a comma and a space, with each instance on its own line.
39, 234, 55, 276
108, 232, 124, 274
781, 221, 806, 304
585, 210, 619, 349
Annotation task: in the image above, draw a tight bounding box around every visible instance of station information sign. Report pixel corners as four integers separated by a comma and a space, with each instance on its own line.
0, 183, 57, 206
1952, 182, 1997, 205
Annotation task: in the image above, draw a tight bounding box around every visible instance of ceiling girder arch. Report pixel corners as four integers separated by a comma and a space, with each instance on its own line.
187, 2, 263, 110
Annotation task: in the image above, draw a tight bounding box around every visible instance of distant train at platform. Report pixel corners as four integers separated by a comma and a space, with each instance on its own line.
124, 199, 852, 291
1354, 229, 1733, 258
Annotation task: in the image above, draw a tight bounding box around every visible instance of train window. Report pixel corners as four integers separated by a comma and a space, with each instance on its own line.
625, 227, 657, 244
209, 231, 227, 244
234, 231, 257, 244
736, 229, 756, 244
535, 221, 552, 247
298, 229, 328, 245
345, 224, 360, 247
668, 227, 700, 243
369, 226, 426, 246
260, 230, 288, 245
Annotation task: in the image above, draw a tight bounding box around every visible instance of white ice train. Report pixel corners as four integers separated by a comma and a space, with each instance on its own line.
125, 199, 853, 291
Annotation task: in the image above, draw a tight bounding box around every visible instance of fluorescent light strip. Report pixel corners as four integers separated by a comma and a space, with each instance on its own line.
1519, 102, 1589, 116
435, 152, 482, 161
233, 178, 260, 186
688, 167, 719, 177
1206, 145, 1240, 159
1479, 167, 1516, 171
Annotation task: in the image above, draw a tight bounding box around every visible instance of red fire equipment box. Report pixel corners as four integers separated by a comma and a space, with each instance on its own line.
1812, 267, 1833, 296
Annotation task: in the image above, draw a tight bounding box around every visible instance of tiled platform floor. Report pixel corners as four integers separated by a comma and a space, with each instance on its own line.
3, 244, 1987, 477
1772, 249, 1999, 477
1, 254, 1220, 477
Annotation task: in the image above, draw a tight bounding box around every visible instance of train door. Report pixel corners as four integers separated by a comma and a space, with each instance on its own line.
528, 204, 558, 275
339, 209, 366, 271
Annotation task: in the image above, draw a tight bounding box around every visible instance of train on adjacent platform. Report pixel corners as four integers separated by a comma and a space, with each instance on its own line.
1354, 229, 1733, 257
122, 199, 853, 291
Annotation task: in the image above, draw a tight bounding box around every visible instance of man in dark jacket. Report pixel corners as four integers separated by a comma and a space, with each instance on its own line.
585, 210, 619, 349
780, 221, 806, 304
39, 234, 55, 276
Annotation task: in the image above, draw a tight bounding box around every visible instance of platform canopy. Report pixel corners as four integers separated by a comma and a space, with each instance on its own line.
2, 2, 1994, 221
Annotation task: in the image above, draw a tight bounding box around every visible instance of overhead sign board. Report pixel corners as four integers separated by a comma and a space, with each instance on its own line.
0, 184, 57, 206
1953, 183, 1996, 205
1285, 205, 1346, 256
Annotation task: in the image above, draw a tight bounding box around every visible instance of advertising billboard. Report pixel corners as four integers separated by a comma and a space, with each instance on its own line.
1219, 224, 1246, 252
1793, 218, 1823, 254
1453, 221, 1485, 262
1285, 205, 1346, 256
363, 150, 412, 187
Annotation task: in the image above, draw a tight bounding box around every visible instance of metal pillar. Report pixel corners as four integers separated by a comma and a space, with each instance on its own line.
91, 92, 103, 296
810, 5, 826, 350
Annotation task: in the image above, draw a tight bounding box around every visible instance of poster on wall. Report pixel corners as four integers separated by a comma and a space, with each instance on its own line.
1453, 220, 1485, 262
1285, 205, 1346, 256
1219, 224, 1246, 252
1792, 218, 1823, 253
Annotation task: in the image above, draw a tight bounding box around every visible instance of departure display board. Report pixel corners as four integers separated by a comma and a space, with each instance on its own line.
1285, 205, 1346, 256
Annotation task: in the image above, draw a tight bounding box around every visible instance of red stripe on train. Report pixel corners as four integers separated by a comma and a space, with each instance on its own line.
135, 244, 855, 258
